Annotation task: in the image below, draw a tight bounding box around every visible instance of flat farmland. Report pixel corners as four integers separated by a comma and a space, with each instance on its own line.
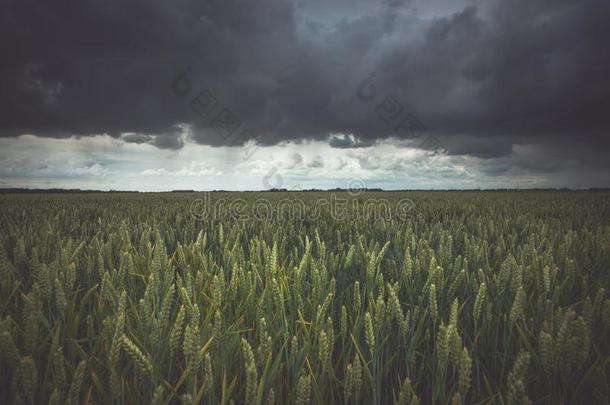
1, 191, 609, 404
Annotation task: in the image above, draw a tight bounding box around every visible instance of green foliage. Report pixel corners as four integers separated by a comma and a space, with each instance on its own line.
0, 191, 609, 403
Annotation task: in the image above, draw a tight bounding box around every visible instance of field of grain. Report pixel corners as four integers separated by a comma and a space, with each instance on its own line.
1, 191, 609, 404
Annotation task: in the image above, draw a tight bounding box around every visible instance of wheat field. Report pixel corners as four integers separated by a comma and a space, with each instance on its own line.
0, 191, 609, 404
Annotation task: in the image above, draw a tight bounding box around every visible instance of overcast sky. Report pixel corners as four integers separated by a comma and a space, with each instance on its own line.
1, 0, 609, 190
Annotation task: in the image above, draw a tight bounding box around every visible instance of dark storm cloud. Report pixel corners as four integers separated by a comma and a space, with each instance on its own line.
439, 134, 514, 159
122, 128, 184, 149
1, 0, 609, 162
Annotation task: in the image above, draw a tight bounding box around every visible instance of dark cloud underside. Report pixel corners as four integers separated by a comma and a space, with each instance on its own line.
1, 0, 609, 160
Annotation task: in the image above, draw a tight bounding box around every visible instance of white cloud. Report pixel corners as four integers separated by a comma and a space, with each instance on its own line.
69, 163, 117, 177
141, 162, 220, 177
0, 133, 607, 190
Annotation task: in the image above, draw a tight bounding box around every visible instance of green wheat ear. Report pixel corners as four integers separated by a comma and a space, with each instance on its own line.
450, 298, 459, 326
397, 377, 420, 405
151, 385, 165, 405
205, 351, 214, 380
170, 305, 186, 354
48, 389, 61, 405
17, 356, 37, 404
51, 346, 66, 391
241, 338, 258, 405
458, 348, 472, 397
506, 350, 532, 405
0, 330, 20, 369
318, 329, 330, 372
344, 362, 354, 402
510, 286, 526, 323
473, 282, 487, 323
182, 322, 200, 372
364, 311, 376, 355
436, 323, 449, 372
295, 373, 311, 405
429, 283, 438, 324
121, 335, 153, 377
538, 329, 555, 376
448, 325, 462, 365
67, 360, 87, 405
340, 305, 348, 340
353, 281, 361, 312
